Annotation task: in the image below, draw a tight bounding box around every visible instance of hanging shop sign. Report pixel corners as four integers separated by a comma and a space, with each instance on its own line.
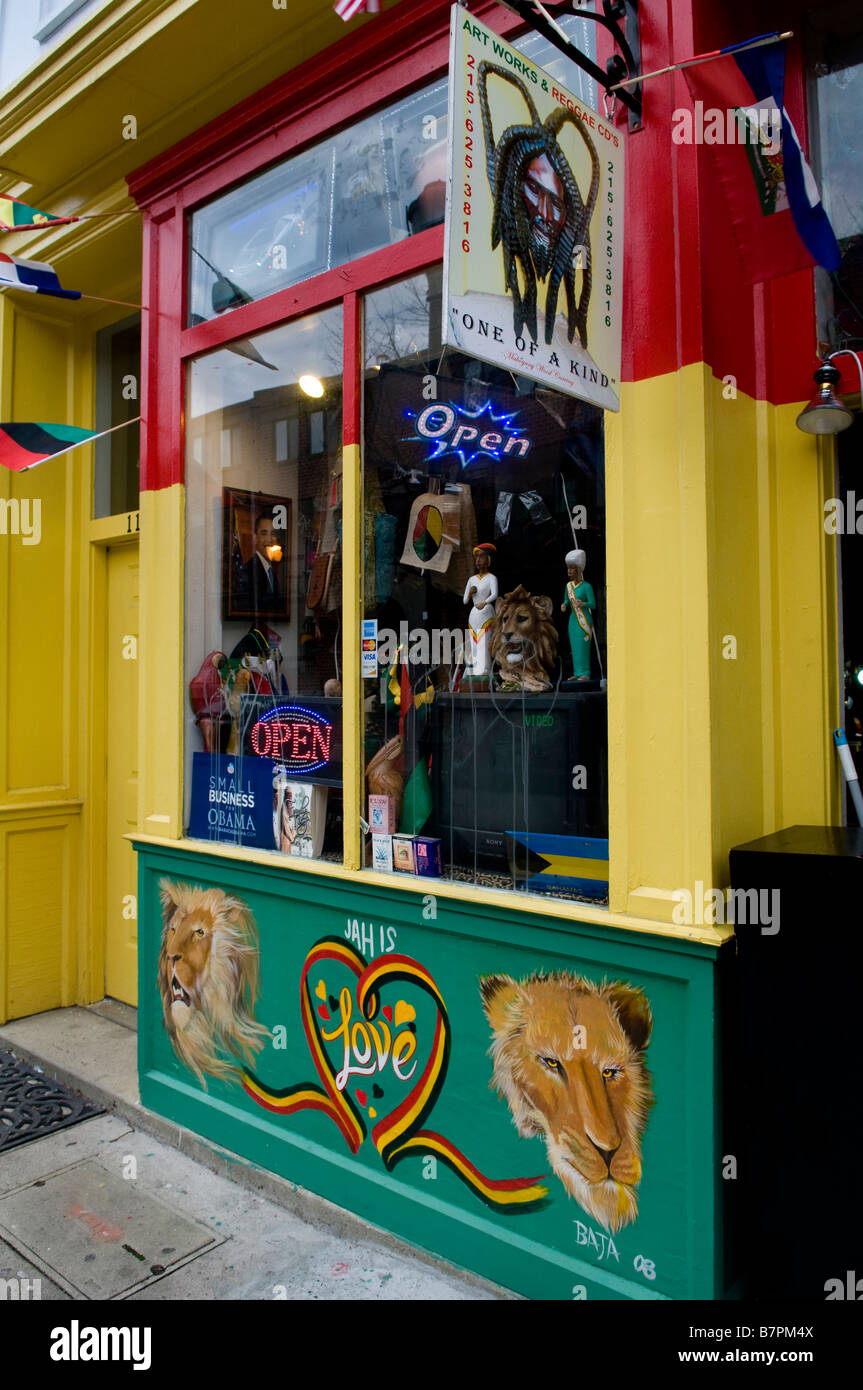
443, 7, 624, 410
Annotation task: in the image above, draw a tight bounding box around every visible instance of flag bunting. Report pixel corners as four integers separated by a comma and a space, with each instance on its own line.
0, 196, 77, 232
0, 252, 80, 299
0, 419, 140, 472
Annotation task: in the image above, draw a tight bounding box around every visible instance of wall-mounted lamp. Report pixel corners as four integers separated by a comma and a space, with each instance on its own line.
796, 350, 863, 435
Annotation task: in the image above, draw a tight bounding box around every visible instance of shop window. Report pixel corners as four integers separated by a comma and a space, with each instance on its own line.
362, 271, 608, 902
184, 308, 344, 863
93, 315, 140, 519
187, 81, 449, 326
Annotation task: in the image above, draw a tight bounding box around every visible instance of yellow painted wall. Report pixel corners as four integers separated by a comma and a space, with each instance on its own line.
137, 483, 184, 841
604, 364, 841, 924
706, 382, 841, 867
0, 296, 92, 1022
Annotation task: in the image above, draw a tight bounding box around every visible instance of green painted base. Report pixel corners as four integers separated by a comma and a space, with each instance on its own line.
136, 839, 729, 1300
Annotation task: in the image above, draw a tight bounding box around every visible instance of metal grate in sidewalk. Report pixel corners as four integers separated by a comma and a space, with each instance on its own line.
0, 1049, 104, 1153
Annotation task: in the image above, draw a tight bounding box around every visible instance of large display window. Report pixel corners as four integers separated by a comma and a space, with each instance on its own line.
362, 272, 608, 902
179, 13, 608, 894
184, 309, 345, 863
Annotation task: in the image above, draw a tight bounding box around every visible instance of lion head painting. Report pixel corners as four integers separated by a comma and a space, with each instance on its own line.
481, 971, 654, 1233
490, 585, 558, 691
158, 880, 269, 1088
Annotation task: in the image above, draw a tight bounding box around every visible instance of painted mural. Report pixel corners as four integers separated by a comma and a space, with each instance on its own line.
241, 934, 548, 1211
158, 880, 270, 1086
480, 972, 654, 1234
157, 880, 655, 1236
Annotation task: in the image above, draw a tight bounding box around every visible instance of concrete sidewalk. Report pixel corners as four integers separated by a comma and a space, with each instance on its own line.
0, 1005, 512, 1301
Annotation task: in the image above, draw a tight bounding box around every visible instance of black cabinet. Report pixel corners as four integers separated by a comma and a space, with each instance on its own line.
727, 825, 863, 1299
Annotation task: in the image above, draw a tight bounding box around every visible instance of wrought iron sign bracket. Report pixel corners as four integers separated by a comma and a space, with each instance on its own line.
495, 1, 643, 130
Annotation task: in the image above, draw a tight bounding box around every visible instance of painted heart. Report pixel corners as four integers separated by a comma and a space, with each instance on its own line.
242, 937, 549, 1210
304, 945, 441, 1159
394, 1000, 416, 1027
314, 979, 326, 1000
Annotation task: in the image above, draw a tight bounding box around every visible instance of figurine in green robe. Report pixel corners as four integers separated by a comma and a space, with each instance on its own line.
561, 548, 595, 680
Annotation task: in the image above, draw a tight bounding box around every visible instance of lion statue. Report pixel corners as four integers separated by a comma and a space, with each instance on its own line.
480, 971, 654, 1233
158, 880, 270, 1088
490, 585, 558, 691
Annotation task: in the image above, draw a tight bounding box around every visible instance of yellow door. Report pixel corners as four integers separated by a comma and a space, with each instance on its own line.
104, 543, 140, 1004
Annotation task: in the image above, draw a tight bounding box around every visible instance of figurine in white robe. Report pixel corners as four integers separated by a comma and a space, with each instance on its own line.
463, 543, 498, 677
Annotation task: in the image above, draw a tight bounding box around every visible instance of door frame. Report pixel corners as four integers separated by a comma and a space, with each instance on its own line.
85, 509, 140, 1004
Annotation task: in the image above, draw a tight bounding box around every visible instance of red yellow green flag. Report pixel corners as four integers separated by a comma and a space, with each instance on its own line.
0, 197, 78, 232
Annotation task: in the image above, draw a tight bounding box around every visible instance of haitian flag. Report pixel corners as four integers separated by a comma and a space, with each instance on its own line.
682, 37, 840, 283
0, 423, 98, 471
0, 196, 77, 232
0, 252, 81, 299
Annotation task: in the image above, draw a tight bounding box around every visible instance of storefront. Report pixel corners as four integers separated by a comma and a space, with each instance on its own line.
1, 0, 850, 1301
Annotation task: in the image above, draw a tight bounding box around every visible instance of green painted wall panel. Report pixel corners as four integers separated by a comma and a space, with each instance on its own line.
136, 842, 724, 1300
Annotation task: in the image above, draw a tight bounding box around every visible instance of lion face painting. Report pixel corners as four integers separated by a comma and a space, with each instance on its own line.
490, 585, 558, 691
480, 972, 654, 1233
158, 880, 269, 1087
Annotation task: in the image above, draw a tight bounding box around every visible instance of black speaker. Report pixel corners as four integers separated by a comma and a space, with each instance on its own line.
727, 825, 863, 1299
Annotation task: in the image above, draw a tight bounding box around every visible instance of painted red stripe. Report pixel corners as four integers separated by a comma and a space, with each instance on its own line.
414, 1133, 545, 1190
0, 435, 46, 471
343, 292, 361, 448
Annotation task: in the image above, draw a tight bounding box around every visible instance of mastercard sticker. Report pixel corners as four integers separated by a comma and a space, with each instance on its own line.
361, 618, 378, 678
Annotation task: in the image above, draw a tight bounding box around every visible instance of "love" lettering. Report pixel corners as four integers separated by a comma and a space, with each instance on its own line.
321, 986, 417, 1089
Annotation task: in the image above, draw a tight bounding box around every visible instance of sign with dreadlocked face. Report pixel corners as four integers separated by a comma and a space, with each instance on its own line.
443, 7, 624, 411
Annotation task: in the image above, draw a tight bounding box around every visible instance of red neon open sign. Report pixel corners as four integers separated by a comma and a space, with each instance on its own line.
250, 706, 332, 773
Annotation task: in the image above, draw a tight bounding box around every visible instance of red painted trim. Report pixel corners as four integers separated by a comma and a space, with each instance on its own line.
140, 201, 185, 493
343, 292, 362, 448
180, 225, 443, 360
688, 0, 821, 405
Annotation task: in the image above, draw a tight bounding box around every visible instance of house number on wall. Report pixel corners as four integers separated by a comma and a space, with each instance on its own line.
125, 511, 140, 534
